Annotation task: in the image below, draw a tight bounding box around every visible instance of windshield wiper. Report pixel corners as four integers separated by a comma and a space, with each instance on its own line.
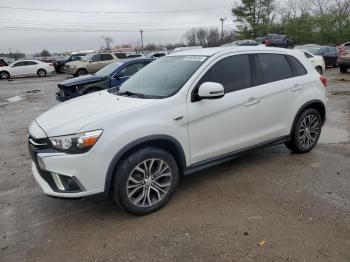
117, 90, 146, 98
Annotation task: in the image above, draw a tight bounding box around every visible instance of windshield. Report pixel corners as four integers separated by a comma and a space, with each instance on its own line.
95, 61, 124, 77
117, 56, 207, 98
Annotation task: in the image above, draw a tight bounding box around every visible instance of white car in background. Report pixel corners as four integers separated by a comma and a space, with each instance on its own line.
297, 50, 326, 75
0, 60, 55, 79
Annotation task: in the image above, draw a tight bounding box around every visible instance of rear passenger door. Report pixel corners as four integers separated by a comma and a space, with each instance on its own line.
250, 53, 306, 141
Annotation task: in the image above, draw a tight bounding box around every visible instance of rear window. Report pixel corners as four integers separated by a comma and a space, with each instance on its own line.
257, 54, 293, 83
286, 55, 307, 76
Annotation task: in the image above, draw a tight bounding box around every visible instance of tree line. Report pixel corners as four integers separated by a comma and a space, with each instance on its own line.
184, 0, 350, 47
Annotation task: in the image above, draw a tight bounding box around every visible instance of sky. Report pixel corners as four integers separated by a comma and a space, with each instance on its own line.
0, 0, 235, 54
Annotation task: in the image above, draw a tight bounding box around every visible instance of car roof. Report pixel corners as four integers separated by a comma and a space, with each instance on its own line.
168, 46, 299, 57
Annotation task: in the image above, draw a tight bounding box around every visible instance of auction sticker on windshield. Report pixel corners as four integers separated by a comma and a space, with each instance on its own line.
183, 56, 207, 62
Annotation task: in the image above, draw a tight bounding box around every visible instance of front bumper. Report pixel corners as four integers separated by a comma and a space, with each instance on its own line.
28, 123, 108, 198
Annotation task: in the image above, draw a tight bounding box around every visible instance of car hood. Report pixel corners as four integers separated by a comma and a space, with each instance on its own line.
59, 74, 105, 87
35, 91, 155, 137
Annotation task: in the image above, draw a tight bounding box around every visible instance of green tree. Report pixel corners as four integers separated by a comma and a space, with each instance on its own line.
40, 49, 51, 57
232, 0, 276, 38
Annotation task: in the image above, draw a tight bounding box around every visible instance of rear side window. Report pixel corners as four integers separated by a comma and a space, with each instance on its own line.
304, 52, 313, 58
199, 54, 251, 93
114, 53, 127, 59
101, 54, 113, 61
257, 54, 292, 83
286, 55, 307, 76
25, 61, 38, 65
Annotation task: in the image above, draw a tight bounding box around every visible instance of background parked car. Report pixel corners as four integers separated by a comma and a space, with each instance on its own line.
221, 39, 259, 46
146, 52, 169, 58
257, 34, 293, 48
0, 58, 9, 67
0, 60, 55, 79
53, 52, 92, 74
300, 50, 325, 74
295, 45, 338, 67
56, 58, 154, 101
65, 52, 127, 76
338, 44, 350, 73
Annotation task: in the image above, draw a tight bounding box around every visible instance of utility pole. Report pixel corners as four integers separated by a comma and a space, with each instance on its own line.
220, 17, 226, 40
139, 29, 144, 54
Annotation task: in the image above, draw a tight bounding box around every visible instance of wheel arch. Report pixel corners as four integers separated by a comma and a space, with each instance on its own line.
290, 100, 326, 135
103, 135, 187, 198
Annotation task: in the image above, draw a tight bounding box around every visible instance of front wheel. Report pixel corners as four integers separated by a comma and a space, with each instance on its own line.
285, 108, 322, 154
0, 71, 10, 79
113, 147, 179, 215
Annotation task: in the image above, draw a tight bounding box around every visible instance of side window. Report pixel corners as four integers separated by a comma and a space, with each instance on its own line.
118, 63, 145, 77
101, 54, 113, 61
25, 61, 38, 65
304, 52, 313, 59
13, 61, 26, 67
198, 54, 251, 94
257, 54, 293, 83
90, 55, 101, 62
286, 55, 307, 76
114, 53, 127, 59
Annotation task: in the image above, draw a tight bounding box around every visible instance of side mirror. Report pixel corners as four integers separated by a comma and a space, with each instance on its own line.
198, 82, 225, 99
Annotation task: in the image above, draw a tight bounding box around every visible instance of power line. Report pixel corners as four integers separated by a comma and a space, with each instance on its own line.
0, 5, 230, 14
0, 25, 233, 33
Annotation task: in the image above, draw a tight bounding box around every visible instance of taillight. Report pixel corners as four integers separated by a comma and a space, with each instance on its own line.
320, 75, 328, 87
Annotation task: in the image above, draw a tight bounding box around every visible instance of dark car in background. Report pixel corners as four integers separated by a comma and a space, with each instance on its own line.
56, 58, 154, 101
0, 58, 8, 67
53, 53, 89, 74
295, 45, 338, 67
257, 34, 293, 48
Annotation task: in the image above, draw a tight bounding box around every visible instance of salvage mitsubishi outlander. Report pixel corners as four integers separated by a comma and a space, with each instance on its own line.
28, 46, 327, 215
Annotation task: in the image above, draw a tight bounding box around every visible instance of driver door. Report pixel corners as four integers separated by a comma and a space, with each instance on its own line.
187, 54, 256, 164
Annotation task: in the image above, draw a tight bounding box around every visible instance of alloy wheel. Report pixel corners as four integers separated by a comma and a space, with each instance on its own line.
298, 114, 320, 148
126, 158, 172, 208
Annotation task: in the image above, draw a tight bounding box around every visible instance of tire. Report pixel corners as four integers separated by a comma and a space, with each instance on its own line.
37, 69, 47, 77
340, 66, 348, 73
0, 71, 10, 79
285, 108, 322, 154
315, 66, 323, 75
76, 68, 88, 76
113, 147, 179, 215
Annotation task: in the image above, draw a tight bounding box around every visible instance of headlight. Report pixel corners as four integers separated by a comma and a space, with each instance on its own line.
49, 130, 103, 154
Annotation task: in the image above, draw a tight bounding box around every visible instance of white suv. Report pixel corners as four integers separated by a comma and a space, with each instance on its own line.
28, 47, 328, 215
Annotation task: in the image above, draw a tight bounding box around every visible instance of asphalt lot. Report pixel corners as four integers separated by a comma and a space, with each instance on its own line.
0, 69, 349, 262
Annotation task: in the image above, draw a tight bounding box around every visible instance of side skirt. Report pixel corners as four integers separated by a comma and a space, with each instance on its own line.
184, 135, 290, 175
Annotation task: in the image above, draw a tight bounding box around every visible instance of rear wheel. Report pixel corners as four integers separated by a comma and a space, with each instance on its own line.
37, 69, 47, 77
113, 147, 179, 215
285, 108, 322, 154
76, 68, 88, 76
340, 66, 348, 73
0, 71, 10, 79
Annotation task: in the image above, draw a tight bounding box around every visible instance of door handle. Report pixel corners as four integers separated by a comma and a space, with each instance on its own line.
245, 98, 260, 107
292, 84, 302, 92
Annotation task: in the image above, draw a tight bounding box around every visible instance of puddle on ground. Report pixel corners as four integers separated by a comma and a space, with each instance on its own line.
319, 126, 349, 144
5, 95, 25, 103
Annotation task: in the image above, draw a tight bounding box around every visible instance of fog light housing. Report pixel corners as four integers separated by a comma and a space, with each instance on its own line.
51, 172, 83, 192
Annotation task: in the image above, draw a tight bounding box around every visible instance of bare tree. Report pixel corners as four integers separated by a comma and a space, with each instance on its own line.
101, 35, 114, 50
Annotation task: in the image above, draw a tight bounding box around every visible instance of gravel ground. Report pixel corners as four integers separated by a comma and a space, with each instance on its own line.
0, 68, 349, 262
